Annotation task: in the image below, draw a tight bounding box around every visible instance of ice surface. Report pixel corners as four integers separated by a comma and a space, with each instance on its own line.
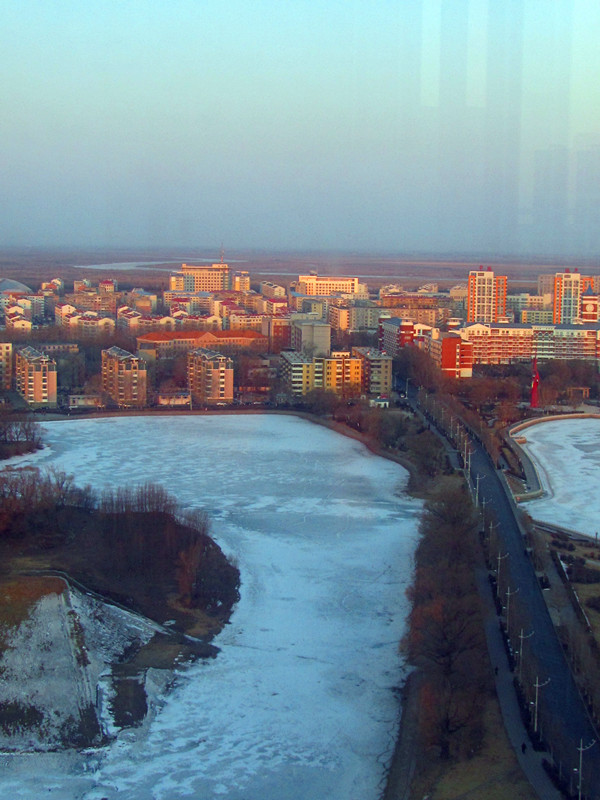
0, 414, 421, 800
520, 417, 600, 537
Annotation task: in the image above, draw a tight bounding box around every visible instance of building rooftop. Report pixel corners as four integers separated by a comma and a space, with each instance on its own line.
0, 278, 33, 294
103, 346, 138, 360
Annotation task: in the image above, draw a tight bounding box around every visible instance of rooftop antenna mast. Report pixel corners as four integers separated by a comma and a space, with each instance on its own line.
220, 243, 225, 264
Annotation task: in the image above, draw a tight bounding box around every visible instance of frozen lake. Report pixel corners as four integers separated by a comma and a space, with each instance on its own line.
520, 417, 600, 536
0, 414, 421, 800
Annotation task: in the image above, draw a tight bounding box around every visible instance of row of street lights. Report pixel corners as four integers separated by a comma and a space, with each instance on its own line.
414, 383, 597, 797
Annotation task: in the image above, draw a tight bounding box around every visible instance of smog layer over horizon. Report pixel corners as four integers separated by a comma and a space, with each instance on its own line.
2, 1, 599, 258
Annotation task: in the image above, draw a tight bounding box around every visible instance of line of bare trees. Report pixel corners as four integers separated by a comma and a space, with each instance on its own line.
401, 477, 491, 759
92, 483, 232, 609
0, 466, 95, 538
0, 414, 43, 457
0, 467, 239, 613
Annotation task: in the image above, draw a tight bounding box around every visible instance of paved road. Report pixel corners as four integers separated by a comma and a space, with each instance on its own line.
471, 443, 599, 775
410, 387, 600, 797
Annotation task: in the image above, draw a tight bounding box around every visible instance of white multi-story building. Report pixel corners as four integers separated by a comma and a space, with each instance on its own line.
467, 268, 507, 323
553, 270, 584, 324
290, 320, 331, 356
260, 281, 286, 298
170, 263, 231, 292
296, 274, 368, 298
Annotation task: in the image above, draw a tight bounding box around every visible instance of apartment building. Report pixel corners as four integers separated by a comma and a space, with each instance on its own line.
15, 346, 57, 407
261, 316, 291, 353
101, 346, 147, 408
379, 317, 431, 356
290, 320, 331, 356
231, 271, 250, 292
328, 304, 351, 333
349, 303, 382, 331
279, 350, 363, 396
256, 296, 288, 315
4, 306, 33, 332
279, 351, 318, 396
10, 294, 46, 322
378, 304, 438, 326
260, 281, 286, 298
318, 352, 362, 396
296, 274, 368, 297
551, 269, 599, 324
553, 270, 584, 324
228, 312, 265, 331
57, 307, 116, 340
0, 342, 12, 390
163, 290, 212, 313
521, 308, 554, 324
40, 278, 64, 295
506, 292, 552, 322
352, 347, 393, 396
63, 291, 119, 313
188, 348, 234, 405
170, 263, 231, 292
424, 331, 473, 378
379, 318, 472, 378
460, 322, 600, 364
117, 308, 177, 335
467, 268, 508, 323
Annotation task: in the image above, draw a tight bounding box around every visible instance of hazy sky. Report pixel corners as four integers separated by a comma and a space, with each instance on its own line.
2, 1, 600, 255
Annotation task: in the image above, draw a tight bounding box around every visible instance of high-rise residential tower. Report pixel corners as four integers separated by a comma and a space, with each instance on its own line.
467, 268, 507, 323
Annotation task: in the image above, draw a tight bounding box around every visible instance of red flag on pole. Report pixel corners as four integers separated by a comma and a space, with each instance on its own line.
531, 358, 540, 408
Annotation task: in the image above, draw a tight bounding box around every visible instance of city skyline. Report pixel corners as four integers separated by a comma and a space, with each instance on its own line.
2, 1, 600, 256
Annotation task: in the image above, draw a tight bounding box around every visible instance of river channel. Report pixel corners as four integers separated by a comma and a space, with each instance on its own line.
0, 414, 421, 800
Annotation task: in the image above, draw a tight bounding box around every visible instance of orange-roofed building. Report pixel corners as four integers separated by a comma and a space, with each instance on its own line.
137, 329, 269, 360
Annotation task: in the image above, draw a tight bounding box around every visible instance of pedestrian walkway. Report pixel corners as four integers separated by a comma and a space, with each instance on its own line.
413, 395, 563, 798
476, 566, 564, 800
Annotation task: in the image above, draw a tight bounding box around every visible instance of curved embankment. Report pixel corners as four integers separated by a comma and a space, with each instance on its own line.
507, 413, 600, 503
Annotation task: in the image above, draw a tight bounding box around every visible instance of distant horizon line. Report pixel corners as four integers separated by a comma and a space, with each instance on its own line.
1, 244, 599, 266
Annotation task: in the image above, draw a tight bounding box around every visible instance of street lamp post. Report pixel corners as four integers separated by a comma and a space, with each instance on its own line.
497, 550, 509, 599
505, 585, 519, 639
577, 738, 596, 800
532, 675, 550, 735
518, 628, 534, 683
475, 473, 485, 507
463, 439, 471, 477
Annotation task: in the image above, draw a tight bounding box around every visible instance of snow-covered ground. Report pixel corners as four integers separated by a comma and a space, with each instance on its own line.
0, 414, 421, 800
520, 417, 600, 536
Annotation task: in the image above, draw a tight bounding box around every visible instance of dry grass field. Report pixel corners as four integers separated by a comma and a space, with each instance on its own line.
410, 699, 537, 800
0, 246, 581, 294
0, 575, 65, 632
